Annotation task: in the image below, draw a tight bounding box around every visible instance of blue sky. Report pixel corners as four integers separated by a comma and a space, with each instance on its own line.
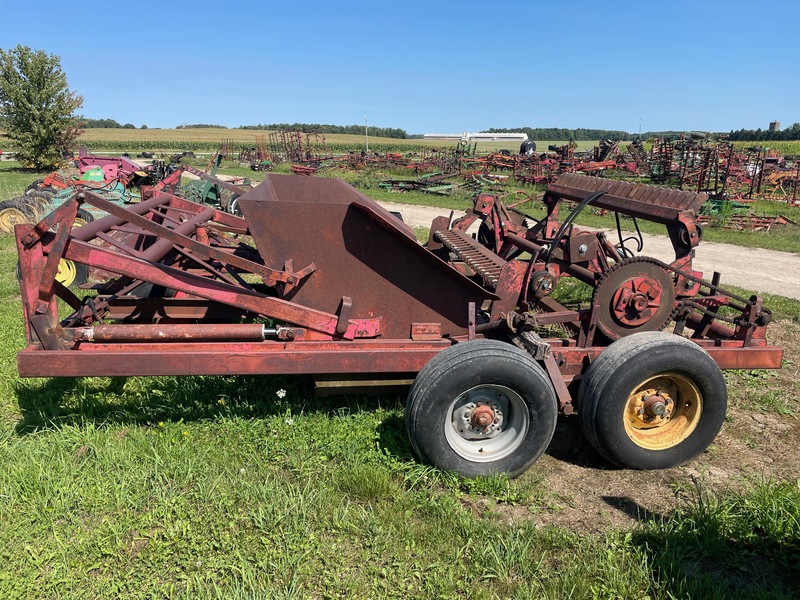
1, 0, 797, 134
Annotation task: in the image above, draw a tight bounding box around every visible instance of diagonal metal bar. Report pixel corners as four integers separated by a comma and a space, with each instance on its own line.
81, 191, 314, 287
59, 238, 381, 339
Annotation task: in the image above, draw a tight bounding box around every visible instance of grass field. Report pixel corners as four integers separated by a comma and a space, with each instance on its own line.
1, 157, 799, 597
316, 163, 800, 255
0, 242, 798, 598
14, 128, 800, 253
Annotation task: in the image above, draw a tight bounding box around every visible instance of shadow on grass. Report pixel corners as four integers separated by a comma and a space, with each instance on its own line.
629, 508, 799, 598
13, 376, 649, 472
376, 412, 415, 460
1, 166, 41, 174
13, 373, 406, 436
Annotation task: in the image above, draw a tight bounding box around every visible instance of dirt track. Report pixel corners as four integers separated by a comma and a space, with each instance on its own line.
378, 201, 800, 300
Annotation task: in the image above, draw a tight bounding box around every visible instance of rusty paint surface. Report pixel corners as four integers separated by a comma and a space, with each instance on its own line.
238, 174, 492, 338
17, 340, 451, 377
12, 174, 783, 414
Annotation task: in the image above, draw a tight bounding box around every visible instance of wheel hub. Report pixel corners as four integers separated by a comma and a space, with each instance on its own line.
56, 259, 77, 287
611, 276, 660, 326
451, 398, 505, 440
635, 390, 675, 425
623, 375, 703, 450
471, 405, 495, 428
444, 383, 530, 463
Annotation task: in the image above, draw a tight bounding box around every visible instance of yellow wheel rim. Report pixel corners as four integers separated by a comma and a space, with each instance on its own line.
56, 259, 78, 287
0, 207, 29, 233
74, 217, 89, 228
623, 374, 702, 450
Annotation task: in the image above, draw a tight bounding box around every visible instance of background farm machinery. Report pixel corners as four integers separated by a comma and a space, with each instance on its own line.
13, 172, 782, 477
0, 148, 151, 233
1, 147, 251, 231
2, 147, 252, 286
230, 128, 800, 210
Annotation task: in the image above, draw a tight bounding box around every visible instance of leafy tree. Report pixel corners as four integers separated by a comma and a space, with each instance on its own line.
81, 117, 122, 128
177, 123, 228, 129
0, 45, 83, 170
727, 123, 800, 141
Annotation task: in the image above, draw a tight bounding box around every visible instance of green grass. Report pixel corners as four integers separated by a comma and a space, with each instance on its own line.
722, 285, 800, 321
1, 166, 799, 598
632, 477, 800, 599
329, 162, 800, 255
0, 161, 42, 200
7, 146, 800, 256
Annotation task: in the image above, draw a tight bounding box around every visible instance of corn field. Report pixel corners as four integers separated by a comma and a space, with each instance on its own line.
79, 139, 435, 155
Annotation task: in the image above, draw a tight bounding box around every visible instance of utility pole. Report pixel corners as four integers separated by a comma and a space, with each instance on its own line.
365, 113, 369, 153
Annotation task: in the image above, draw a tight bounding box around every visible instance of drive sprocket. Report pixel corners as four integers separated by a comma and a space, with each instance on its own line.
592, 257, 676, 340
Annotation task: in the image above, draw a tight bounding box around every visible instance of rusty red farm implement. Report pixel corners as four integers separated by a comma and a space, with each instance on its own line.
14, 174, 783, 477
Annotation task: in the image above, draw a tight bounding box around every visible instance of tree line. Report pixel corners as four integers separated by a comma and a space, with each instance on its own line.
485, 126, 800, 143
726, 123, 800, 141
176, 124, 227, 129
236, 123, 409, 139
483, 127, 636, 141
81, 118, 145, 129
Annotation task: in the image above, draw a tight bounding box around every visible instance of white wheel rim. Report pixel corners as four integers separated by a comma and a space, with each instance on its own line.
444, 384, 529, 463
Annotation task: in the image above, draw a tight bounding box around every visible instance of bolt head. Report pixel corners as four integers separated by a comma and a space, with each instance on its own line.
471, 405, 495, 428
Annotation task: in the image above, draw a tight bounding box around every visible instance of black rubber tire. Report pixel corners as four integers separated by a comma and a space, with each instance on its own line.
25, 189, 54, 200
74, 209, 94, 227
4, 196, 38, 215
578, 332, 727, 470
0, 197, 36, 233
23, 190, 54, 217
25, 178, 46, 193
405, 339, 558, 478
128, 282, 175, 299
228, 197, 243, 217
